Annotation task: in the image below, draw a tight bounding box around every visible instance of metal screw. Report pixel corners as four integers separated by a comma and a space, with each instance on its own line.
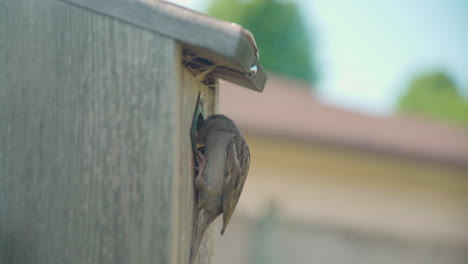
248, 65, 257, 77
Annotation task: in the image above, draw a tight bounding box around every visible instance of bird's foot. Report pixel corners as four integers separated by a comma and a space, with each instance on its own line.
194, 151, 206, 173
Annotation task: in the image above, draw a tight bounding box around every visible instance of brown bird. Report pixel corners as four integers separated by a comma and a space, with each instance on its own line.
190, 114, 250, 264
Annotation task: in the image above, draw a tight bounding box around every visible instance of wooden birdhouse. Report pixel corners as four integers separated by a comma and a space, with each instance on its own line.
0, 0, 266, 263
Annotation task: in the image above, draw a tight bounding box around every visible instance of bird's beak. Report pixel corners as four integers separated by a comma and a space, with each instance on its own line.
195, 130, 204, 148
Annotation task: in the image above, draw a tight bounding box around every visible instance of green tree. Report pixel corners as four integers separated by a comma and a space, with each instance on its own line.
207, 0, 318, 83
398, 71, 468, 127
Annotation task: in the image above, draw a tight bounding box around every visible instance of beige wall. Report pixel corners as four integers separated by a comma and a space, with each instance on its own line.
216, 214, 468, 264
235, 133, 468, 245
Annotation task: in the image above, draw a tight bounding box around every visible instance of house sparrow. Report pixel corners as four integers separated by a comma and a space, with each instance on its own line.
190, 114, 250, 264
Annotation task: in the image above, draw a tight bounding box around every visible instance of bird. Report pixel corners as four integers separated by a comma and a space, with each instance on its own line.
190, 114, 250, 264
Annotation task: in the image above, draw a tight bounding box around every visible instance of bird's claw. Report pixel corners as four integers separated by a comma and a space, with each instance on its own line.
195, 151, 206, 172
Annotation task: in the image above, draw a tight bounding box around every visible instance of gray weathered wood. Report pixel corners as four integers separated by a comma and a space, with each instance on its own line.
0, 0, 219, 263
60, 0, 267, 92
176, 69, 219, 264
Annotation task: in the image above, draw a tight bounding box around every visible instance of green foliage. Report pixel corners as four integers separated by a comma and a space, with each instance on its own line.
207, 0, 318, 83
398, 71, 468, 127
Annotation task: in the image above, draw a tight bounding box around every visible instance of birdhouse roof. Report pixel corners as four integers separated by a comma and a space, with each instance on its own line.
61, 0, 266, 92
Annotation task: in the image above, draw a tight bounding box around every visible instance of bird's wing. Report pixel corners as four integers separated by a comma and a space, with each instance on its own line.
221, 134, 250, 235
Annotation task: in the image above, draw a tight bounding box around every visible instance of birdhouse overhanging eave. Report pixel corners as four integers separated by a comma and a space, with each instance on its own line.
60, 0, 267, 92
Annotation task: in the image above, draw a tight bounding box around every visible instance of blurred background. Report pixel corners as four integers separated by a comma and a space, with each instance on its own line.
170, 0, 468, 263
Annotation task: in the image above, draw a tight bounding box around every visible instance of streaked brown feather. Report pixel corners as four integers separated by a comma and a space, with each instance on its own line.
221, 134, 250, 234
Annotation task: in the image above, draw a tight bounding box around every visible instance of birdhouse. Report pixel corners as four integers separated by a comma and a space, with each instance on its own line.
0, 1, 266, 264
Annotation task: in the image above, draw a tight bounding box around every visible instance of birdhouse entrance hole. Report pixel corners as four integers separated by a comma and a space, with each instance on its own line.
191, 92, 206, 167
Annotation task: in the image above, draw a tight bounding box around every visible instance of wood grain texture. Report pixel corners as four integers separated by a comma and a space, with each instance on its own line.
176, 68, 219, 264
59, 0, 267, 92
0, 0, 210, 263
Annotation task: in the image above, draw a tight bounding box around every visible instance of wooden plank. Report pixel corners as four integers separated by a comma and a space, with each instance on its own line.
175, 67, 219, 264
59, 0, 267, 92
0, 0, 185, 263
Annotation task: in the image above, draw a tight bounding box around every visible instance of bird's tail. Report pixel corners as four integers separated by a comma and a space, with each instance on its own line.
190, 210, 217, 264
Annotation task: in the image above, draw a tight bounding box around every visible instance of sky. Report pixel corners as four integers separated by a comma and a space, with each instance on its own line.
166, 0, 468, 116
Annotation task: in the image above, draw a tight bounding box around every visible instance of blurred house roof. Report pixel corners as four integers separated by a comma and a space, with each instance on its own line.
219, 74, 468, 168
